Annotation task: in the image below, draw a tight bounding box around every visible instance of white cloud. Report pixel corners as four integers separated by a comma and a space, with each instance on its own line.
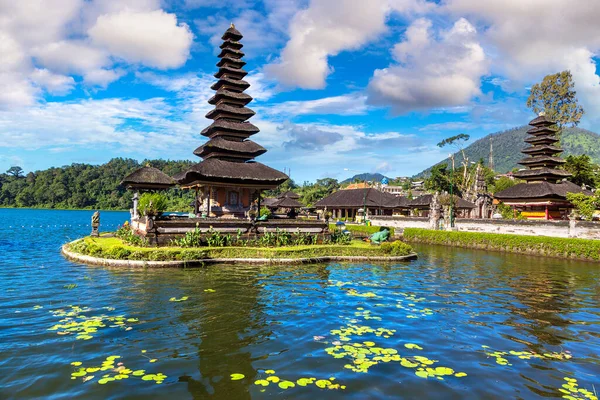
263, 93, 370, 117
89, 10, 193, 69
444, 0, 600, 124
0, 0, 193, 107
30, 69, 75, 95
368, 17, 488, 114
265, 0, 434, 89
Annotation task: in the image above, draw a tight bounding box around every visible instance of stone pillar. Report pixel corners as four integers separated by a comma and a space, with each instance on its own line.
207, 186, 212, 217
569, 216, 577, 238
132, 192, 139, 220
429, 192, 442, 230
194, 187, 199, 215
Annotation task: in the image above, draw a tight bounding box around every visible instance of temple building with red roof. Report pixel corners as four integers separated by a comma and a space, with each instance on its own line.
494, 113, 591, 220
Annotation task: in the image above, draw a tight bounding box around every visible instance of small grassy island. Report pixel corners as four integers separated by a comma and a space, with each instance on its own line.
62, 233, 416, 267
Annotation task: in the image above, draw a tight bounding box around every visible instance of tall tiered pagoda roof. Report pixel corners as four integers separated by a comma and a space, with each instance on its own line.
513, 114, 567, 181
495, 113, 591, 202
175, 24, 288, 188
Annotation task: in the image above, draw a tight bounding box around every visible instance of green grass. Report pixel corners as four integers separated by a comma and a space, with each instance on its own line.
67, 235, 414, 261
404, 228, 600, 261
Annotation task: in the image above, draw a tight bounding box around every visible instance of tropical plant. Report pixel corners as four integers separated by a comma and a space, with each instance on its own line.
564, 154, 598, 188
526, 70, 584, 129
566, 192, 600, 221
138, 192, 168, 217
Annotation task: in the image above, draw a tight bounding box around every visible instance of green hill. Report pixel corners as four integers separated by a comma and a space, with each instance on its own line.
417, 126, 600, 176
341, 173, 391, 184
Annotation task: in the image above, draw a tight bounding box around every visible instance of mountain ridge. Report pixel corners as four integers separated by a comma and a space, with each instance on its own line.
416, 126, 600, 177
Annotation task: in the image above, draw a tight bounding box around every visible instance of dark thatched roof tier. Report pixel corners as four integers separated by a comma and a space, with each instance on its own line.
211, 77, 250, 92
518, 155, 566, 166
205, 103, 255, 121
494, 181, 591, 200
524, 135, 559, 144
178, 25, 287, 190
529, 114, 555, 126
175, 159, 288, 186
262, 197, 279, 207
409, 194, 475, 209
315, 189, 401, 209
214, 66, 248, 79
217, 56, 246, 68
218, 48, 244, 59
222, 25, 242, 41
220, 39, 242, 50
193, 137, 266, 159
272, 197, 304, 208
121, 166, 175, 190
201, 119, 259, 137
278, 190, 300, 199
512, 168, 571, 180
208, 89, 252, 106
527, 125, 559, 135
521, 145, 563, 155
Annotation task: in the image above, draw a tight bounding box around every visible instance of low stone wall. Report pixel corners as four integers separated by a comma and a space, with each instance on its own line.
370, 216, 600, 240
131, 216, 328, 246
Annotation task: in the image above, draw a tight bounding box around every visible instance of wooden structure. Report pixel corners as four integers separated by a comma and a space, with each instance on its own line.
174, 24, 287, 218
315, 188, 409, 220
121, 166, 176, 218
494, 114, 591, 219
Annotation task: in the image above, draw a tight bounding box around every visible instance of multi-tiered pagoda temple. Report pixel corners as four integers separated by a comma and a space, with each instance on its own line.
175, 24, 288, 218
494, 113, 591, 219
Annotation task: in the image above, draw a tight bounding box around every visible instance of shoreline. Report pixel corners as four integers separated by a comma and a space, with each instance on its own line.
403, 228, 600, 262
61, 241, 417, 267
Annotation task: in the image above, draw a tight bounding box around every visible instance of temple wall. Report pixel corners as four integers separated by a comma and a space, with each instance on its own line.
370, 216, 600, 240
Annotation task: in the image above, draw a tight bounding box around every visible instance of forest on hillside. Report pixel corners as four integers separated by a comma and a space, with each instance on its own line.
0, 158, 196, 211
418, 126, 600, 176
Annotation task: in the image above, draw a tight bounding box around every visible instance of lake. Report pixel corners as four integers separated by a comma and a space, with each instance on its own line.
1, 208, 599, 399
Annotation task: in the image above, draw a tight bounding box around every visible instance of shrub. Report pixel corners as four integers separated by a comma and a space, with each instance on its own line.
330, 224, 395, 237
260, 207, 271, 218
380, 240, 413, 256
403, 228, 600, 261
138, 193, 168, 217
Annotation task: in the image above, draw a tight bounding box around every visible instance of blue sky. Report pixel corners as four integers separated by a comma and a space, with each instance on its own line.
1, 0, 599, 183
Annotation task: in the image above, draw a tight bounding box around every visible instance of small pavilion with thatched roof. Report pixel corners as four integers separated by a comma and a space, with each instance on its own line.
121, 165, 176, 218
315, 188, 409, 221
174, 24, 288, 218
494, 114, 592, 219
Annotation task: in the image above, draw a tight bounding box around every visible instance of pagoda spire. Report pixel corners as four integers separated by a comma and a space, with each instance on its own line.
175, 25, 287, 188
513, 113, 571, 183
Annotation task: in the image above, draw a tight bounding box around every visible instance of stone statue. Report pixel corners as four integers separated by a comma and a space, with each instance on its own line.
91, 211, 100, 237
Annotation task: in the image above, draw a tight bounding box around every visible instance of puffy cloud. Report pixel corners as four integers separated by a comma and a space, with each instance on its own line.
265, 0, 434, 89
367, 18, 487, 114
0, 0, 193, 107
444, 0, 600, 124
282, 123, 344, 150
30, 69, 75, 95
263, 93, 369, 117
89, 10, 193, 69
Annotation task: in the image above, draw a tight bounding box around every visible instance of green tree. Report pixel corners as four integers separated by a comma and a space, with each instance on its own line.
7, 166, 24, 177
526, 70, 584, 128
437, 134, 472, 194
425, 164, 454, 193
564, 154, 597, 188
566, 192, 600, 220
491, 177, 518, 194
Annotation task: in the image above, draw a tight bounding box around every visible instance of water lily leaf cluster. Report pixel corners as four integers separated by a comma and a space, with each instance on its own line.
252, 370, 345, 391
482, 345, 573, 366
558, 377, 597, 400
48, 306, 140, 339
169, 296, 189, 302
70, 356, 167, 385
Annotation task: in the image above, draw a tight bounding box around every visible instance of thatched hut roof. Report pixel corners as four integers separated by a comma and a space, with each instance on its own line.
315, 188, 401, 209
409, 194, 475, 209
193, 137, 266, 159
175, 159, 287, 186
272, 197, 304, 208
121, 166, 175, 190
494, 181, 592, 200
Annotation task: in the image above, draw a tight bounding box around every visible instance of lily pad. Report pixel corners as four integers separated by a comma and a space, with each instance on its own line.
230, 373, 245, 381
278, 380, 295, 389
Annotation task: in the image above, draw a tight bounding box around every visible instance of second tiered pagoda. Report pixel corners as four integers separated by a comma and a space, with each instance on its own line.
175, 24, 288, 218
494, 113, 591, 219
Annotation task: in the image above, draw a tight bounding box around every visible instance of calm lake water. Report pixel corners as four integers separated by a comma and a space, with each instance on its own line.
1, 208, 599, 399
